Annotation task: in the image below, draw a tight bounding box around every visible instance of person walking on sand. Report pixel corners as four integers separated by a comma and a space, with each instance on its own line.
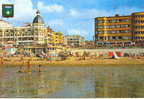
46, 53, 50, 63
0, 56, 2, 64
0, 56, 3, 64
49, 54, 53, 64
83, 51, 87, 60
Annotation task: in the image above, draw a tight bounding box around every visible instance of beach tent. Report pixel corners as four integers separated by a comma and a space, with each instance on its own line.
113, 51, 119, 59
108, 51, 114, 57
5, 48, 17, 55
116, 51, 121, 57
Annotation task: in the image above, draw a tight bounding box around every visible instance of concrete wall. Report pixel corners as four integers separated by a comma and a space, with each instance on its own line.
73, 48, 144, 56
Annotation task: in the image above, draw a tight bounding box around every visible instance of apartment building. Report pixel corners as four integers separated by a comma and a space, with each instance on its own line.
46, 27, 64, 46
65, 35, 85, 47
95, 12, 144, 47
95, 14, 132, 47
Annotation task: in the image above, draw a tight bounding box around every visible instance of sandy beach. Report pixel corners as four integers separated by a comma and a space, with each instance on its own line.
1, 56, 144, 67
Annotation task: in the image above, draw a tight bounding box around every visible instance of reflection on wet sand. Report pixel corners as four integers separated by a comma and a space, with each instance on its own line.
28, 72, 32, 87
0, 66, 144, 98
94, 71, 144, 98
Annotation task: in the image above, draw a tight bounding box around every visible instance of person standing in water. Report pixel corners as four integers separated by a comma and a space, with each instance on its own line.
38, 65, 43, 72
27, 59, 31, 72
19, 57, 25, 73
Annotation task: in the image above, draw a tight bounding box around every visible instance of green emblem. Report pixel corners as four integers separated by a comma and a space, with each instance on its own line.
2, 4, 14, 18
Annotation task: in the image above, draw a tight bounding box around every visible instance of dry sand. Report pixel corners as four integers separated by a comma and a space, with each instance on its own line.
1, 56, 144, 67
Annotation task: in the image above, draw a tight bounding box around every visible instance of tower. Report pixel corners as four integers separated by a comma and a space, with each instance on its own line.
32, 10, 46, 45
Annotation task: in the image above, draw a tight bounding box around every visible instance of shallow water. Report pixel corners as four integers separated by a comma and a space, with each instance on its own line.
0, 65, 144, 98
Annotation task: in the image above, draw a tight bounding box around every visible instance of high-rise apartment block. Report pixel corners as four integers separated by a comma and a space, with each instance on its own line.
94, 12, 144, 47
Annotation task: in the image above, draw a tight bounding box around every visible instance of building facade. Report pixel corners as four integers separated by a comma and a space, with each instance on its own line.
46, 27, 64, 46
132, 12, 144, 42
0, 10, 65, 54
65, 35, 85, 47
84, 40, 95, 48
95, 12, 144, 47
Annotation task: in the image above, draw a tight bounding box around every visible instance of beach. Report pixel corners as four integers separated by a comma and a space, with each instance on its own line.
1, 48, 144, 67
1, 56, 144, 67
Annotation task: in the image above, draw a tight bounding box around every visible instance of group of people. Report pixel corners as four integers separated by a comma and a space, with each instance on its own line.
40, 51, 57, 63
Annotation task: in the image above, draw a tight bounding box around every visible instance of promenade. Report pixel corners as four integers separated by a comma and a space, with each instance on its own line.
73, 48, 144, 56
74, 48, 144, 53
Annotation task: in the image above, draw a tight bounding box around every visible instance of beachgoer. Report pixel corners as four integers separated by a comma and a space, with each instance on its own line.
19, 57, 25, 73
0, 56, 2, 64
41, 55, 44, 60
83, 51, 87, 60
27, 59, 31, 72
49, 55, 53, 63
38, 65, 42, 72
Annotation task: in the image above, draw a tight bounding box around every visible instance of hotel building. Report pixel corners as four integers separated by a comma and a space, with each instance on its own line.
95, 12, 144, 47
132, 12, 144, 42
0, 10, 65, 54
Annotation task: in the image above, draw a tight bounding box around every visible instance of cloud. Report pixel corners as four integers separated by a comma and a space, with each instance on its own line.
69, 7, 144, 19
67, 29, 88, 37
0, 0, 36, 26
46, 19, 64, 32
69, 9, 79, 17
69, 9, 109, 18
48, 19, 63, 27
38, 1, 64, 13
67, 7, 144, 40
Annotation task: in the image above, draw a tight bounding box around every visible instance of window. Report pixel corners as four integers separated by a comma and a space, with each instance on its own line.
105, 20, 109, 23
112, 20, 116, 23
118, 36, 122, 39
123, 36, 129, 40
112, 37, 116, 39
99, 37, 103, 40
119, 19, 122, 22
125, 19, 130, 22
116, 31, 120, 33
125, 24, 130, 27
109, 26, 112, 28
112, 25, 115, 28
125, 30, 130, 33
112, 31, 116, 33
99, 20, 104, 23
99, 25, 104, 28
116, 19, 120, 22
95, 20, 98, 23
99, 31, 104, 34
107, 31, 111, 33
116, 25, 120, 28
121, 25, 126, 28
105, 26, 110, 28
95, 31, 98, 34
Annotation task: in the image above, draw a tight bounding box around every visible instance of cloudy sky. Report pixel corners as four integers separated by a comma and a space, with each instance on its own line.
0, 0, 144, 40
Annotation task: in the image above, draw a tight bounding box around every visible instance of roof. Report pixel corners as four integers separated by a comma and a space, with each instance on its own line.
33, 10, 44, 24
0, 20, 12, 28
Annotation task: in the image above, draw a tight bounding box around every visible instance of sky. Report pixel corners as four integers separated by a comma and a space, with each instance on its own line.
0, 0, 144, 40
